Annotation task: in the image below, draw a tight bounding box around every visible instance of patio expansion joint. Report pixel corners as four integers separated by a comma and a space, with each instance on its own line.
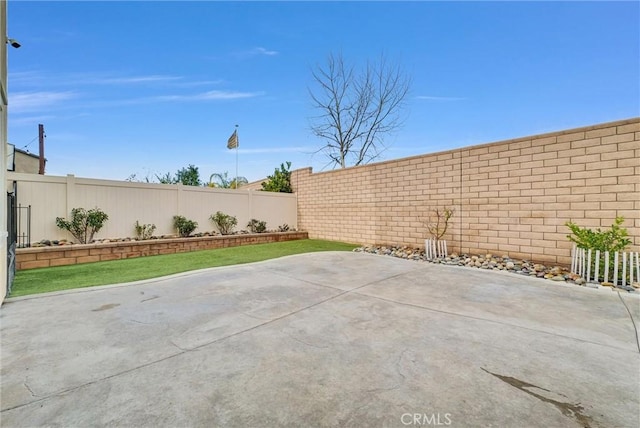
355, 292, 640, 355
617, 291, 640, 354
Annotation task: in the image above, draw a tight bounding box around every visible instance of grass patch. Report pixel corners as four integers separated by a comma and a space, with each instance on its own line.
10, 239, 358, 297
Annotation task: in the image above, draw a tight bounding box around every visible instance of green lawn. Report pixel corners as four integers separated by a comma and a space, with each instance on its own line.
10, 239, 358, 297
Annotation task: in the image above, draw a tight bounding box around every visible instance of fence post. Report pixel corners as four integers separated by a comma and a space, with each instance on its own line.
176, 183, 183, 216
65, 174, 76, 215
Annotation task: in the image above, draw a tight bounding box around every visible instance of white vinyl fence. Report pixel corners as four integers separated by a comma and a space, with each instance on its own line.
7, 172, 297, 243
571, 245, 640, 287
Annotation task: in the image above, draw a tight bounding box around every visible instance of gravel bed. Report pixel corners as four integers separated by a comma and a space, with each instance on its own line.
353, 245, 639, 293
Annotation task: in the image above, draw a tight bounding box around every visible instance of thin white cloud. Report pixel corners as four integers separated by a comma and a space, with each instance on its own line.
416, 95, 467, 101
252, 47, 278, 56
10, 91, 78, 113
233, 47, 279, 59
11, 71, 185, 87
7, 114, 56, 126
154, 90, 263, 102
10, 71, 47, 86
78, 74, 184, 85
176, 79, 225, 87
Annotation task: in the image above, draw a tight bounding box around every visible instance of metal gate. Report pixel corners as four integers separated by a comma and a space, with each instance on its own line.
7, 181, 17, 295
16, 204, 31, 248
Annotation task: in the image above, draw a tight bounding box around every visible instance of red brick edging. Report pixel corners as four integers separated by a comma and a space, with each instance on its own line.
16, 232, 309, 270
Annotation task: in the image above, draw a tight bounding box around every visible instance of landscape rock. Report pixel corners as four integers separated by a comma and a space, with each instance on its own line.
353, 245, 636, 294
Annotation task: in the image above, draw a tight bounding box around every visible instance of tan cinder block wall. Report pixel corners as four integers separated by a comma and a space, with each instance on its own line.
292, 118, 640, 266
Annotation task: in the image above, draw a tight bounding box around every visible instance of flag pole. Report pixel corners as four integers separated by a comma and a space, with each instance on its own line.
235, 124, 239, 189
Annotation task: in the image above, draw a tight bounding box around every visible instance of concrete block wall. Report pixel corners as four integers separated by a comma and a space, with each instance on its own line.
292, 118, 640, 266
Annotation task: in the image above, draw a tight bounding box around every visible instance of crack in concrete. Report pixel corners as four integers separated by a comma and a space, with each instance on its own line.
23, 381, 37, 398
240, 311, 270, 321
365, 349, 410, 394
288, 335, 329, 349
169, 340, 195, 352
394, 348, 409, 384
140, 295, 160, 303
616, 291, 640, 354
127, 319, 153, 325
481, 368, 596, 428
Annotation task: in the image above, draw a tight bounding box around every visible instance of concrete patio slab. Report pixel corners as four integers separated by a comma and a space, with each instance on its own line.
1, 252, 638, 427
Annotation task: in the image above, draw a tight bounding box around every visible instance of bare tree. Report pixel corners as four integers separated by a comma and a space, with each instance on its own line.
309, 52, 411, 168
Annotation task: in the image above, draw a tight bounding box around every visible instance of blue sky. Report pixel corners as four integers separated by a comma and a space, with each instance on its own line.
7, 1, 639, 183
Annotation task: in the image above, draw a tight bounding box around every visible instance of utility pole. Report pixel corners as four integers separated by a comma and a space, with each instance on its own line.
38, 124, 45, 174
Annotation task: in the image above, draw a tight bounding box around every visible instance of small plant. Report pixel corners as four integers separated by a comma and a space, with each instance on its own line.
134, 221, 156, 240
210, 211, 237, 235
566, 217, 631, 253
247, 219, 267, 233
423, 207, 455, 240
173, 215, 198, 237
278, 224, 290, 232
55, 207, 109, 244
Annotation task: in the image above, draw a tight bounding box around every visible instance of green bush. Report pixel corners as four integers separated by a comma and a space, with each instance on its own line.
173, 215, 198, 237
210, 211, 237, 235
261, 161, 292, 193
567, 217, 632, 284
278, 224, 290, 232
134, 221, 156, 240
56, 207, 109, 244
566, 217, 631, 253
247, 219, 267, 233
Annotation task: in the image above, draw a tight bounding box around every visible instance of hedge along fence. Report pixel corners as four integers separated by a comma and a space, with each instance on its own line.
6, 172, 298, 243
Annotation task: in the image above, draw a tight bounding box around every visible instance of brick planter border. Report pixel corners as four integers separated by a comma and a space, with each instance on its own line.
16, 231, 309, 270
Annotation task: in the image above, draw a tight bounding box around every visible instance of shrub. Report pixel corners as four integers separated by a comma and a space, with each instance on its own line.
278, 224, 290, 232
134, 221, 156, 240
566, 217, 631, 253
247, 219, 267, 233
567, 217, 633, 284
173, 215, 198, 237
56, 207, 109, 244
210, 211, 237, 235
261, 161, 292, 193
